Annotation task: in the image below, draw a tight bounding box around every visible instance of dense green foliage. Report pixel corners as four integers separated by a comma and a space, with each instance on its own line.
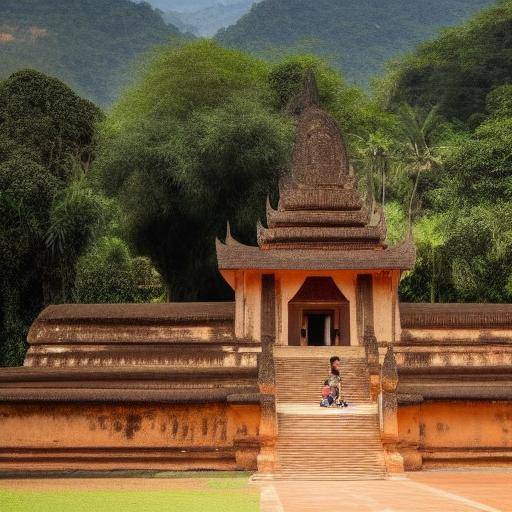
0, 0, 183, 106
93, 42, 390, 300
94, 41, 293, 300
386, 0, 512, 124
0, 70, 103, 365
379, 3, 512, 303
0, 70, 161, 366
74, 237, 163, 304
216, 0, 492, 85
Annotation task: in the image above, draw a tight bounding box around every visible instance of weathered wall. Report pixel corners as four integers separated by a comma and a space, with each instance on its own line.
0, 402, 260, 472
398, 401, 512, 469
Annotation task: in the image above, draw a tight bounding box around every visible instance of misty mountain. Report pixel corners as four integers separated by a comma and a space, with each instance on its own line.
164, 0, 254, 37
0, 0, 184, 106
216, 0, 494, 85
149, 0, 252, 13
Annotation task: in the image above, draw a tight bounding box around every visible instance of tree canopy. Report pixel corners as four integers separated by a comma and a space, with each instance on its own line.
93, 41, 391, 300
385, 0, 512, 124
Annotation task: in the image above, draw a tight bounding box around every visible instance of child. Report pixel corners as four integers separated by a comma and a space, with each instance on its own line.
320, 356, 348, 407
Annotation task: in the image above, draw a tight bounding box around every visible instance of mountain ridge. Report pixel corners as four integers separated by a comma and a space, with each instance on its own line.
0, 0, 184, 106
216, 0, 494, 85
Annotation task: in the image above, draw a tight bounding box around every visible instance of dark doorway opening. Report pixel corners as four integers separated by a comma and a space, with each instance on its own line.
307, 314, 326, 346
306, 313, 332, 346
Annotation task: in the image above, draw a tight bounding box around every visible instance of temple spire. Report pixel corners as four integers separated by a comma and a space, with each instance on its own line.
254, 67, 389, 250
287, 69, 320, 116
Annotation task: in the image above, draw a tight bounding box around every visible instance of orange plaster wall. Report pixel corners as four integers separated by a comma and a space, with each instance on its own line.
401, 328, 512, 343
243, 272, 262, 341
0, 403, 260, 449
227, 268, 402, 345
398, 402, 512, 467
373, 271, 401, 344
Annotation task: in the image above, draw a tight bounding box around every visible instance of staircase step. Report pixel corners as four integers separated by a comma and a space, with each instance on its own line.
263, 346, 386, 481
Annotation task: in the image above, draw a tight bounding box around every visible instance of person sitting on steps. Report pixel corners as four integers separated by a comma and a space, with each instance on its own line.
320, 356, 348, 407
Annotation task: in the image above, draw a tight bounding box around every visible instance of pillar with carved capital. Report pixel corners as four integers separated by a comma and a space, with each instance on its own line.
380, 344, 404, 473
257, 335, 278, 473
362, 325, 380, 401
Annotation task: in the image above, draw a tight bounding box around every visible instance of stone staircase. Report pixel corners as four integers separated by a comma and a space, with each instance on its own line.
264, 346, 387, 481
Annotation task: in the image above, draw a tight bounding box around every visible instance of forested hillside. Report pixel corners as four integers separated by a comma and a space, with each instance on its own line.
385, 0, 512, 124
0, 0, 183, 106
217, 0, 493, 85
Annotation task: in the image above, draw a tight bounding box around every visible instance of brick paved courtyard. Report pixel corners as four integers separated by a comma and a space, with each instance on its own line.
1, 471, 512, 511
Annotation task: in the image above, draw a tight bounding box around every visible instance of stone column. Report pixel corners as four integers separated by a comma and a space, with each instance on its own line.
380, 344, 404, 473
257, 335, 278, 473
362, 325, 380, 401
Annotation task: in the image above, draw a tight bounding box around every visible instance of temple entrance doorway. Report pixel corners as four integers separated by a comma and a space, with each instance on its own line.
304, 311, 333, 346
288, 277, 350, 346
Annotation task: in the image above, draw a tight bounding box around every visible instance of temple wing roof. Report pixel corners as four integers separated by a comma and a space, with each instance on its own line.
401, 303, 512, 329
216, 237, 416, 271
36, 302, 235, 324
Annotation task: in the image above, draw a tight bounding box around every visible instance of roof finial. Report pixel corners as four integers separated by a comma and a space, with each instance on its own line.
287, 68, 320, 116
225, 220, 234, 245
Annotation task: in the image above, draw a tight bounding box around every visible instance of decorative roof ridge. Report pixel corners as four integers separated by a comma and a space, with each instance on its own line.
387, 231, 417, 257
216, 221, 246, 248
256, 218, 265, 247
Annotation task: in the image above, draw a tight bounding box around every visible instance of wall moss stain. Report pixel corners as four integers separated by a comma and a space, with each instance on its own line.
436, 422, 449, 433
237, 424, 248, 437
171, 418, 179, 438
124, 414, 142, 440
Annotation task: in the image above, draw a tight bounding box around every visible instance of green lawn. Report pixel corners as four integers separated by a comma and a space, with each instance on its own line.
0, 474, 259, 512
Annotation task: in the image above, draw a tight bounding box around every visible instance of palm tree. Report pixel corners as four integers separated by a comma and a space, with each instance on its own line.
353, 131, 392, 207
397, 104, 442, 225
414, 214, 447, 303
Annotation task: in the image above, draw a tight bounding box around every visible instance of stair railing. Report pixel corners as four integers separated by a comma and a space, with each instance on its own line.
257, 334, 278, 473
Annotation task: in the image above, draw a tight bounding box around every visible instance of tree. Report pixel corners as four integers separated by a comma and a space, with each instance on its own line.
74, 237, 163, 304
413, 214, 447, 303
386, 0, 512, 124
0, 69, 103, 177
396, 103, 443, 224
0, 70, 107, 365
94, 41, 296, 300
353, 131, 392, 207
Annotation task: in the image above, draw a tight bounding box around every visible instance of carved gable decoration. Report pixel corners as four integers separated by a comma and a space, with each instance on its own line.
290, 277, 348, 303
291, 108, 349, 187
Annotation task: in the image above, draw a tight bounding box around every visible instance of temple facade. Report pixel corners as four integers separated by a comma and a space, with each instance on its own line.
1, 75, 512, 478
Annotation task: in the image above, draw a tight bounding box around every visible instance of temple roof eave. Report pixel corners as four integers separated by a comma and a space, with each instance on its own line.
216, 237, 416, 272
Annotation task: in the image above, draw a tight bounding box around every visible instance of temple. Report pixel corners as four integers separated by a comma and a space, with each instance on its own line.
1, 74, 511, 478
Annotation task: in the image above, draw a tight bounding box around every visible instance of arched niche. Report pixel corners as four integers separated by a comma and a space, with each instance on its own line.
288, 277, 350, 346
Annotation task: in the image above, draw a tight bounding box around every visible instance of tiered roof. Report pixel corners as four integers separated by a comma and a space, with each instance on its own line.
216, 72, 415, 271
